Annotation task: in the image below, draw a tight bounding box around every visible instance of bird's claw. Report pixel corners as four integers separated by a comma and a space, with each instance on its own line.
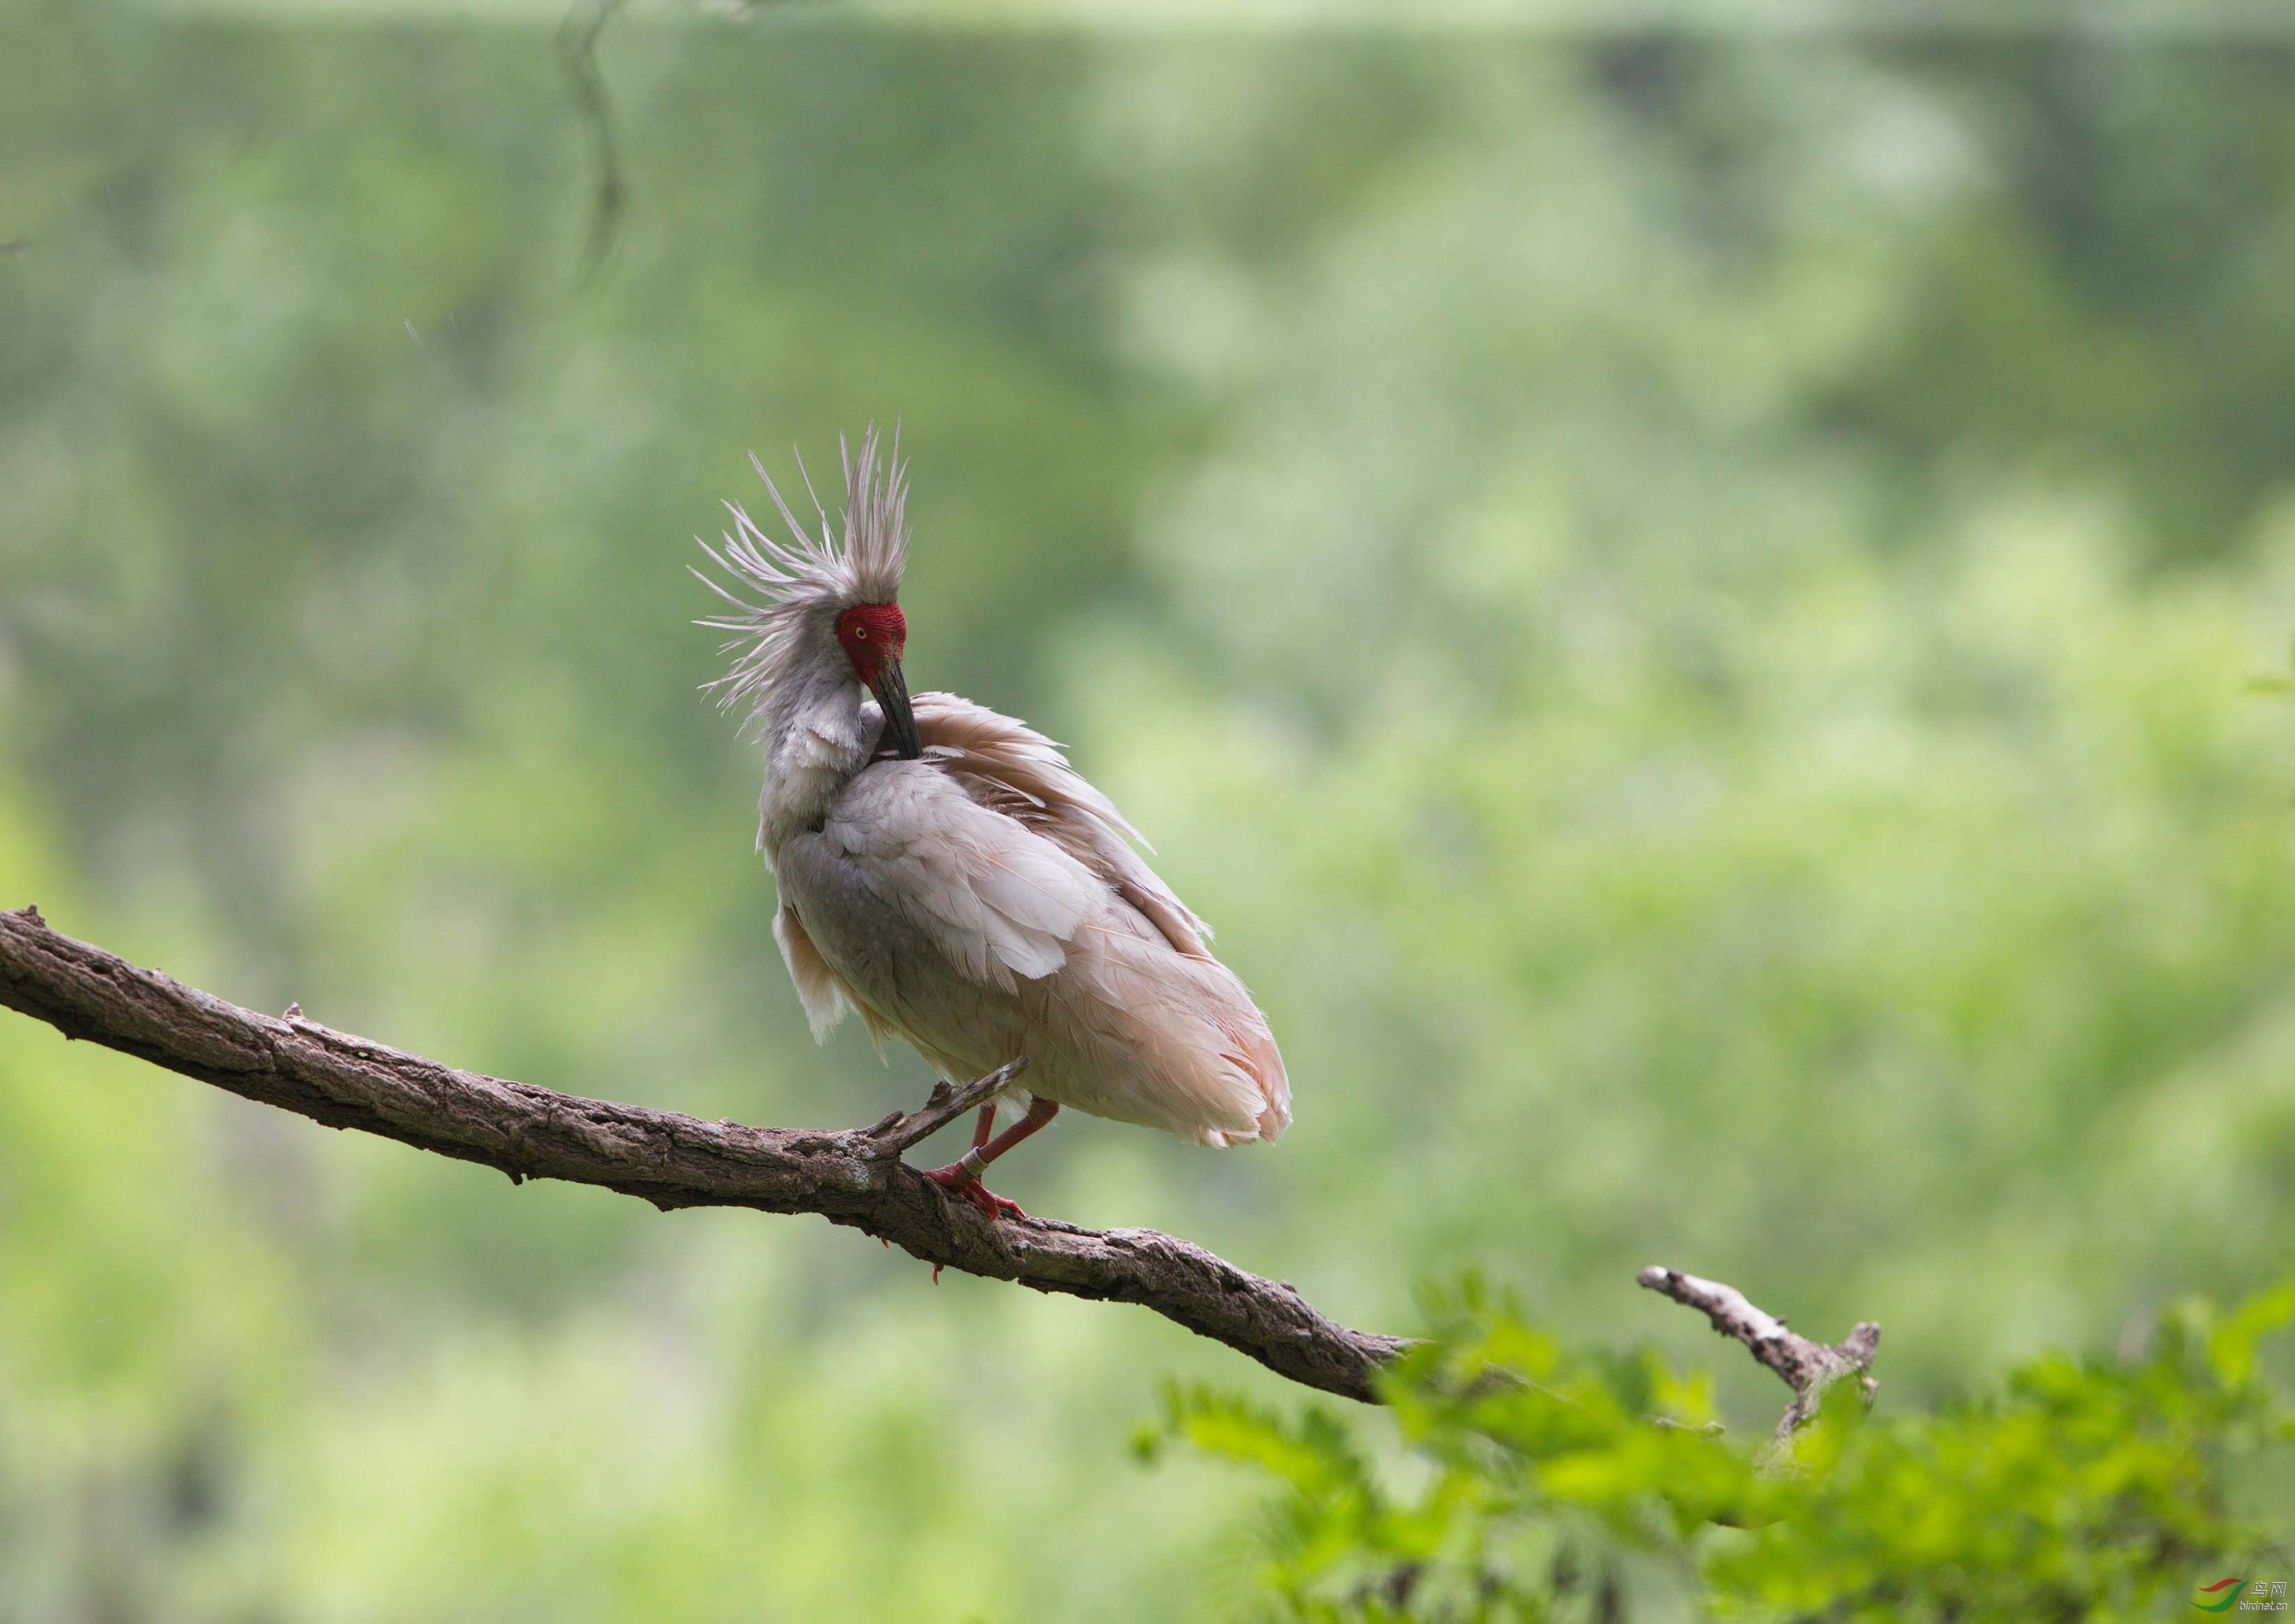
921, 1163, 1026, 1221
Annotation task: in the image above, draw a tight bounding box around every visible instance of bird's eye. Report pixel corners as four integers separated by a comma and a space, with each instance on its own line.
853, 625, 869, 640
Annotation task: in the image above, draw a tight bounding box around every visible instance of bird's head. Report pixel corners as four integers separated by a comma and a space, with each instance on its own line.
831, 600, 917, 758
693, 424, 921, 759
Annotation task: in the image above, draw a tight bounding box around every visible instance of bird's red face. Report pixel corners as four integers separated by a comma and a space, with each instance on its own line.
835, 602, 919, 759
833, 602, 906, 684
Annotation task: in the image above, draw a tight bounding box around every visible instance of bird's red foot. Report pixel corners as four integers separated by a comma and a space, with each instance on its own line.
922, 1163, 1027, 1221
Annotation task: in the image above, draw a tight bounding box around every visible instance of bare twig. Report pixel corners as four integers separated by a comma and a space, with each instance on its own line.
858, 1059, 1027, 1155
558, 0, 630, 283
0, 906, 1408, 1402
554, 0, 812, 282
1638, 1264, 1881, 1440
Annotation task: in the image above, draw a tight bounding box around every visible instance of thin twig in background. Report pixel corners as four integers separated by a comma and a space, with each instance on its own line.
558, 0, 630, 283
556, 0, 812, 282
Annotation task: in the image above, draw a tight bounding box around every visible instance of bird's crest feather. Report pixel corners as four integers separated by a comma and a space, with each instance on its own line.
692, 423, 910, 732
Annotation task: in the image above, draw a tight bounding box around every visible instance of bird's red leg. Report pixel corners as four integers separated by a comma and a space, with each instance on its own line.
894, 1103, 1002, 1249
923, 1097, 1060, 1221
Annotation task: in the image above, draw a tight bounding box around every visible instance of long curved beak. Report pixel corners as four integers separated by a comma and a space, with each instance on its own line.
871, 654, 921, 760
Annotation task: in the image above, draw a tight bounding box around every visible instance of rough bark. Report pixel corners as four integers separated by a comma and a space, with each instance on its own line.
1, 904, 1883, 1418
1638, 1264, 1881, 1438
0, 906, 1408, 1401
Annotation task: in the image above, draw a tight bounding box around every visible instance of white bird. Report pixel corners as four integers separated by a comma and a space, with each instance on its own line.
696, 426, 1289, 1219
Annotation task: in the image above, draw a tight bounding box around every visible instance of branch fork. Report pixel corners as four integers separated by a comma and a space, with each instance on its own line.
853, 1059, 1026, 1157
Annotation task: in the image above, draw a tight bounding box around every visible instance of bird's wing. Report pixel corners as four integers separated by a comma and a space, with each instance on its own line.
821, 691, 1288, 1145
901, 691, 1217, 960
903, 694, 1290, 1144
813, 754, 1105, 993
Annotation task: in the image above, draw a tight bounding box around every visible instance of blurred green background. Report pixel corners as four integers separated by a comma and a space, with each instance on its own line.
6, 3, 2295, 1618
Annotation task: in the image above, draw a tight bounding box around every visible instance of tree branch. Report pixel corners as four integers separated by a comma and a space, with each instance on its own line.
1638, 1264, 1881, 1439
0, 906, 1408, 1402
1, 904, 1886, 1420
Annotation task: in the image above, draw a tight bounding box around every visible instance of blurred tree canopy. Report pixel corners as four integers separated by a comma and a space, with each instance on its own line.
3, 3, 2295, 1618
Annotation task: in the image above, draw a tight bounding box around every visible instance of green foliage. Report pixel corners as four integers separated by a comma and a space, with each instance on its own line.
1159, 1284, 2295, 1622
8, 6, 2295, 1618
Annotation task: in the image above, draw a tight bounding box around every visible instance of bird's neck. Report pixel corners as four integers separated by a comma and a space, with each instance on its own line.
755, 664, 870, 863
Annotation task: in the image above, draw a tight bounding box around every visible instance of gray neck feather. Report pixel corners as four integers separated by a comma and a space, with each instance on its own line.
755, 653, 870, 863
